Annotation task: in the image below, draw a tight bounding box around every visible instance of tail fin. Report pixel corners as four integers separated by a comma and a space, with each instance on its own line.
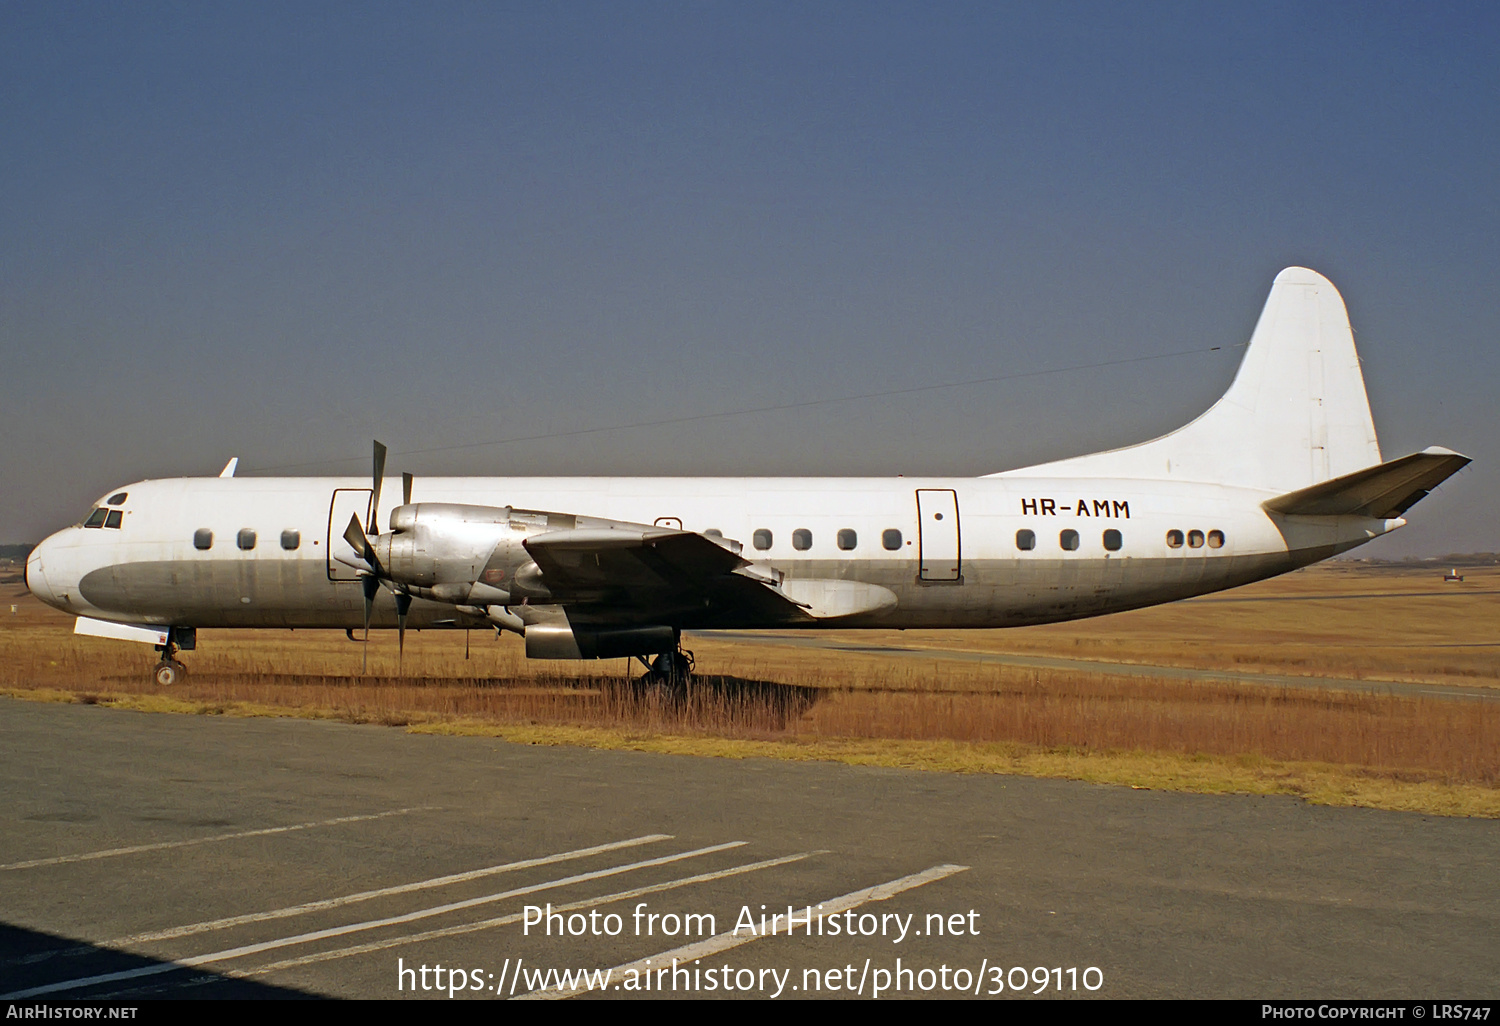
995, 267, 1382, 493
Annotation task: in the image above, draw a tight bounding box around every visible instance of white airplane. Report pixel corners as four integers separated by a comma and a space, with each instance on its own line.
25, 267, 1469, 687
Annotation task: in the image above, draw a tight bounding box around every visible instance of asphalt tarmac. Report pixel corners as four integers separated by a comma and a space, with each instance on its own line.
1, 698, 1496, 1000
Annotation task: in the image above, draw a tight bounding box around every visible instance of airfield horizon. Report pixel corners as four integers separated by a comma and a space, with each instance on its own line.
2, 562, 1495, 818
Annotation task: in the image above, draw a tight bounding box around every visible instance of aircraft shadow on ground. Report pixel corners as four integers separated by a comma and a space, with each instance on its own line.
598, 674, 825, 729
0, 921, 317, 1000
92, 670, 828, 731
679, 674, 822, 714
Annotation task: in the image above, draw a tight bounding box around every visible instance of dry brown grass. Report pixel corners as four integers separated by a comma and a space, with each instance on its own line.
859, 563, 1500, 685
2, 563, 1497, 816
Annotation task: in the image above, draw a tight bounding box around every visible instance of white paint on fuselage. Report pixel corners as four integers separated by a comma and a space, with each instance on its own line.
25, 473, 1398, 630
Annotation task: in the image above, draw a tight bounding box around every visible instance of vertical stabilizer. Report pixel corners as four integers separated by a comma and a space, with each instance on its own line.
993, 267, 1382, 493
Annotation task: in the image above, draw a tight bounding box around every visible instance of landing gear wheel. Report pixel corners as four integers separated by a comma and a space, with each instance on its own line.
153, 660, 186, 687
636, 648, 693, 699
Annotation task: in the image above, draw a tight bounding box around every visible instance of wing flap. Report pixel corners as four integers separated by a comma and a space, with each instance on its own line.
1263, 447, 1470, 518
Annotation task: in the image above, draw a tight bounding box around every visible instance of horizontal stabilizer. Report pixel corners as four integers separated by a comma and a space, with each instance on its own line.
1262, 447, 1470, 518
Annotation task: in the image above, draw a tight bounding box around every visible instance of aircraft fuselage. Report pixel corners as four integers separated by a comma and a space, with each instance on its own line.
25, 473, 1396, 633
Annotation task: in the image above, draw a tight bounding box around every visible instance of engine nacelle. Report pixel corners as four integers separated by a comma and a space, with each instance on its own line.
367, 503, 651, 607
524, 623, 676, 660
372, 504, 530, 595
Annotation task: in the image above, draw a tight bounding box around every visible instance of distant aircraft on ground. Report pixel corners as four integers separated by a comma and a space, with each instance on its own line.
25, 267, 1469, 687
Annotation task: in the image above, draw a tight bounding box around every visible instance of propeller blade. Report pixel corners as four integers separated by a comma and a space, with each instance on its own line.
360, 574, 380, 674
342, 514, 384, 576
369, 440, 387, 534
343, 514, 369, 559
395, 591, 413, 674
402, 471, 413, 506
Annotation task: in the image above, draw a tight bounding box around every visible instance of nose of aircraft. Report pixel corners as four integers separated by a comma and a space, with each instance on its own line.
25, 532, 67, 612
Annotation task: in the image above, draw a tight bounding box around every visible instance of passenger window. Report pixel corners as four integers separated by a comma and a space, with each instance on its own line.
1166, 529, 1184, 549
104, 510, 123, 529
1207, 530, 1224, 549
237, 529, 257, 551
1060, 529, 1080, 551
705, 529, 723, 538
792, 529, 812, 551
882, 529, 902, 551
1103, 528, 1122, 551
837, 529, 857, 551
753, 529, 772, 551
281, 530, 301, 551
1016, 529, 1035, 551
83, 509, 108, 529
1188, 529, 1205, 548
106, 492, 128, 506
194, 529, 213, 550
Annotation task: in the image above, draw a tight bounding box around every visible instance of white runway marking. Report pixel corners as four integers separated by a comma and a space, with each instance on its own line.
115, 833, 672, 944
0, 807, 436, 872
238, 849, 824, 976
520, 862, 971, 1000
2, 841, 745, 999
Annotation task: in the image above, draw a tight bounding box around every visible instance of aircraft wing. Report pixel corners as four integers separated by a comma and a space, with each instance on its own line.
523, 528, 748, 598
521, 528, 896, 625
1263, 447, 1471, 518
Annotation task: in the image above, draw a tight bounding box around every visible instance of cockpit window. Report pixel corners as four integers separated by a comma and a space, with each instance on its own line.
106, 492, 128, 506
104, 510, 123, 529
83, 509, 108, 529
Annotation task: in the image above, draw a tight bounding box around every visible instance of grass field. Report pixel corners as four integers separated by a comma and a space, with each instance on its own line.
2, 561, 1497, 816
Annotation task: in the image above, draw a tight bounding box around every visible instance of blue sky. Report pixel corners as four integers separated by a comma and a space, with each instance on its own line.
3, 2, 1496, 554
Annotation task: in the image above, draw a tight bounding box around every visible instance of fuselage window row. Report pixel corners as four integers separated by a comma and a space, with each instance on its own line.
1166, 529, 1226, 550
1016, 528, 1123, 553
753, 527, 905, 552
190, 528, 304, 552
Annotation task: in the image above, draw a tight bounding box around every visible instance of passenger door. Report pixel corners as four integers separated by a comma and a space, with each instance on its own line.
916, 489, 961, 582
327, 488, 373, 581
